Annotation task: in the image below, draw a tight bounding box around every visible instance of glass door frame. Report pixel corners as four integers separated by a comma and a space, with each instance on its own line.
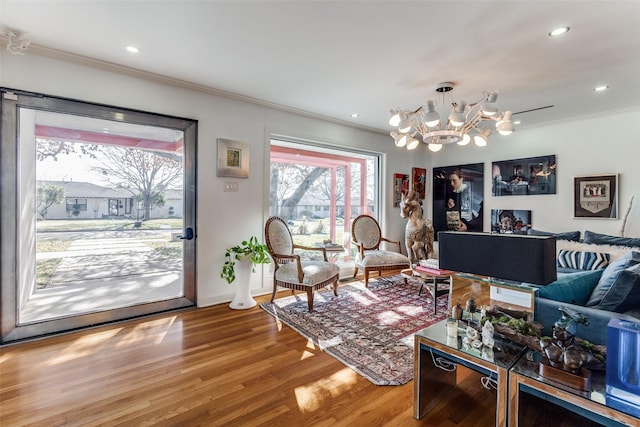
0, 88, 197, 344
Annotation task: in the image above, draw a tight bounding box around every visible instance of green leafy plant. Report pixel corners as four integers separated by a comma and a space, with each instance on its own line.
220, 236, 270, 284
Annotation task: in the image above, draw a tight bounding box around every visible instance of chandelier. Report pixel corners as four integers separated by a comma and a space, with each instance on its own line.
389, 82, 514, 152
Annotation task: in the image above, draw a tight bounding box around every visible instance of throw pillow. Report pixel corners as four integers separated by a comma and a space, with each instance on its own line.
557, 249, 610, 271
593, 263, 640, 313
556, 240, 634, 262
527, 229, 581, 242
583, 230, 640, 248
537, 269, 604, 305
586, 251, 640, 307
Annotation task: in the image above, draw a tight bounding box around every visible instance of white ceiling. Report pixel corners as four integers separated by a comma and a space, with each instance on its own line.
2, 0, 640, 134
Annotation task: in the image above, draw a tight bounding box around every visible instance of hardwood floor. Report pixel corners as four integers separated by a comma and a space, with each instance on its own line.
0, 291, 495, 426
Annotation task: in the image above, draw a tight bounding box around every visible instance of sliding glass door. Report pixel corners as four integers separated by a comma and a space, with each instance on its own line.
1, 89, 197, 343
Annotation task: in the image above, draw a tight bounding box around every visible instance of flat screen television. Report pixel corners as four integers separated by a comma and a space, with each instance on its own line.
438, 231, 557, 285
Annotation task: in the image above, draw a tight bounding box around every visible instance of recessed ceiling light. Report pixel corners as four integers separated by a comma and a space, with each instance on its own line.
548, 26, 570, 38
351, 113, 359, 118
593, 85, 609, 92
514, 120, 521, 125
125, 45, 140, 53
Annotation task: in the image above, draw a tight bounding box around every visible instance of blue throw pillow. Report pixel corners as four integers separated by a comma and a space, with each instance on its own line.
557, 249, 610, 271
537, 270, 604, 305
527, 229, 581, 242
600, 264, 640, 313
586, 251, 640, 307
583, 230, 640, 248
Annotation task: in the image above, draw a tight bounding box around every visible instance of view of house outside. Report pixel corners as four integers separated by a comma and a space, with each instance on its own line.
30, 135, 185, 321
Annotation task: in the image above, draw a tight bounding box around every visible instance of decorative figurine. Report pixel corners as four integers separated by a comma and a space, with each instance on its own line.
399, 190, 434, 264
536, 307, 594, 390
482, 320, 495, 349
451, 301, 464, 321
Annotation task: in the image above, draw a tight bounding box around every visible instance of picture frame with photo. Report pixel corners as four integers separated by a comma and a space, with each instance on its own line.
491, 209, 532, 234
432, 163, 484, 238
574, 174, 618, 219
492, 155, 557, 196
217, 138, 249, 178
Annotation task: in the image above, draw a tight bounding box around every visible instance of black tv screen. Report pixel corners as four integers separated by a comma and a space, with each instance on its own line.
438, 231, 557, 285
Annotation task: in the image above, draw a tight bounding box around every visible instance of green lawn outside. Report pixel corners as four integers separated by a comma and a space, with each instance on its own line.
36, 218, 183, 232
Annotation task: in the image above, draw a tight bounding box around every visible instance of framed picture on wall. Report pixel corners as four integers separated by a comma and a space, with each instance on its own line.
217, 138, 249, 178
490, 209, 532, 234
574, 174, 618, 219
393, 173, 409, 207
412, 167, 427, 200
432, 163, 484, 238
492, 155, 557, 196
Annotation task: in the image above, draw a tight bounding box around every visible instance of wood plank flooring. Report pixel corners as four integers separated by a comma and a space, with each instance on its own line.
0, 290, 495, 426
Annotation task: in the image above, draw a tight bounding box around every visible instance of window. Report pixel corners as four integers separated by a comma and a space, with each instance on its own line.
66, 198, 87, 212
269, 138, 380, 266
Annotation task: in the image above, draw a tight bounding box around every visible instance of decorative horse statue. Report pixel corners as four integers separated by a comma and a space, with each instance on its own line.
399, 191, 434, 264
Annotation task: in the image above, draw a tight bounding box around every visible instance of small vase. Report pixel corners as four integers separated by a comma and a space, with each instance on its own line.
229, 259, 257, 310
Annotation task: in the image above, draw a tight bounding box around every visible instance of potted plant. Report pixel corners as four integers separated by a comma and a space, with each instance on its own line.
221, 236, 270, 309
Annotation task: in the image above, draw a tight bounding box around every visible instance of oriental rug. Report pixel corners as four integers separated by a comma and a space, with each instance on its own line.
260, 274, 448, 385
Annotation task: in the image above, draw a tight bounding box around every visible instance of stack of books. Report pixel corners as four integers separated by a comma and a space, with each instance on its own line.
415, 259, 455, 275
419, 258, 440, 269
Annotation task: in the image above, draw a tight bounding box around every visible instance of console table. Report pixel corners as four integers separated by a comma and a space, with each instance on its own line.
509, 350, 640, 427
414, 319, 527, 426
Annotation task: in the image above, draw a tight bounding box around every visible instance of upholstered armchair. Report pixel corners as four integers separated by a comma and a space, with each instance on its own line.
264, 216, 340, 311
351, 214, 410, 287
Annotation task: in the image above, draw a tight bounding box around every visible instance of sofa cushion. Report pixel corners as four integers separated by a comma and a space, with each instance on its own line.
536, 269, 604, 305
527, 229, 581, 242
586, 251, 640, 308
592, 263, 640, 313
583, 230, 640, 248
557, 249, 610, 271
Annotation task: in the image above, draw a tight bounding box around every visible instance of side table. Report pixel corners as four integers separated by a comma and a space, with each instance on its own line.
401, 266, 452, 314
509, 350, 640, 426
414, 319, 527, 426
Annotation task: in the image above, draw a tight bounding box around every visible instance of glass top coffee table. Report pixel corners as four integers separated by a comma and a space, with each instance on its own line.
414, 318, 527, 426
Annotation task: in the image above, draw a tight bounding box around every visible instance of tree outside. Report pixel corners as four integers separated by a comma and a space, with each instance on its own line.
36, 183, 65, 219
92, 147, 182, 221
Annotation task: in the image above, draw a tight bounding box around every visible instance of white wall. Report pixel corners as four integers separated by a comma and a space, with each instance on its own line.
3, 50, 638, 308
0, 50, 426, 307
427, 111, 640, 239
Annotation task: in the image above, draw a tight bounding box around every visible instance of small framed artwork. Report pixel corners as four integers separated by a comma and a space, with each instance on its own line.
393, 173, 409, 207
412, 167, 427, 200
574, 174, 618, 219
491, 209, 532, 234
217, 138, 249, 178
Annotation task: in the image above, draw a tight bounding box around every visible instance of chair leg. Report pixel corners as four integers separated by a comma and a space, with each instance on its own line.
333, 278, 339, 296
306, 288, 314, 312
364, 269, 369, 287
353, 266, 359, 279
270, 280, 278, 302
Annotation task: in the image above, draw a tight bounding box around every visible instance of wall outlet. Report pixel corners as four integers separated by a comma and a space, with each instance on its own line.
224, 182, 238, 192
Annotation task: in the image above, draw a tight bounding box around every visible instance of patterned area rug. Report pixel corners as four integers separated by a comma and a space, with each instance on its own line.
260, 274, 448, 385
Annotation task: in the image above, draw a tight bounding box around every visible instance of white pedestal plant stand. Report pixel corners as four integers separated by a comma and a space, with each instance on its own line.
229, 259, 257, 310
